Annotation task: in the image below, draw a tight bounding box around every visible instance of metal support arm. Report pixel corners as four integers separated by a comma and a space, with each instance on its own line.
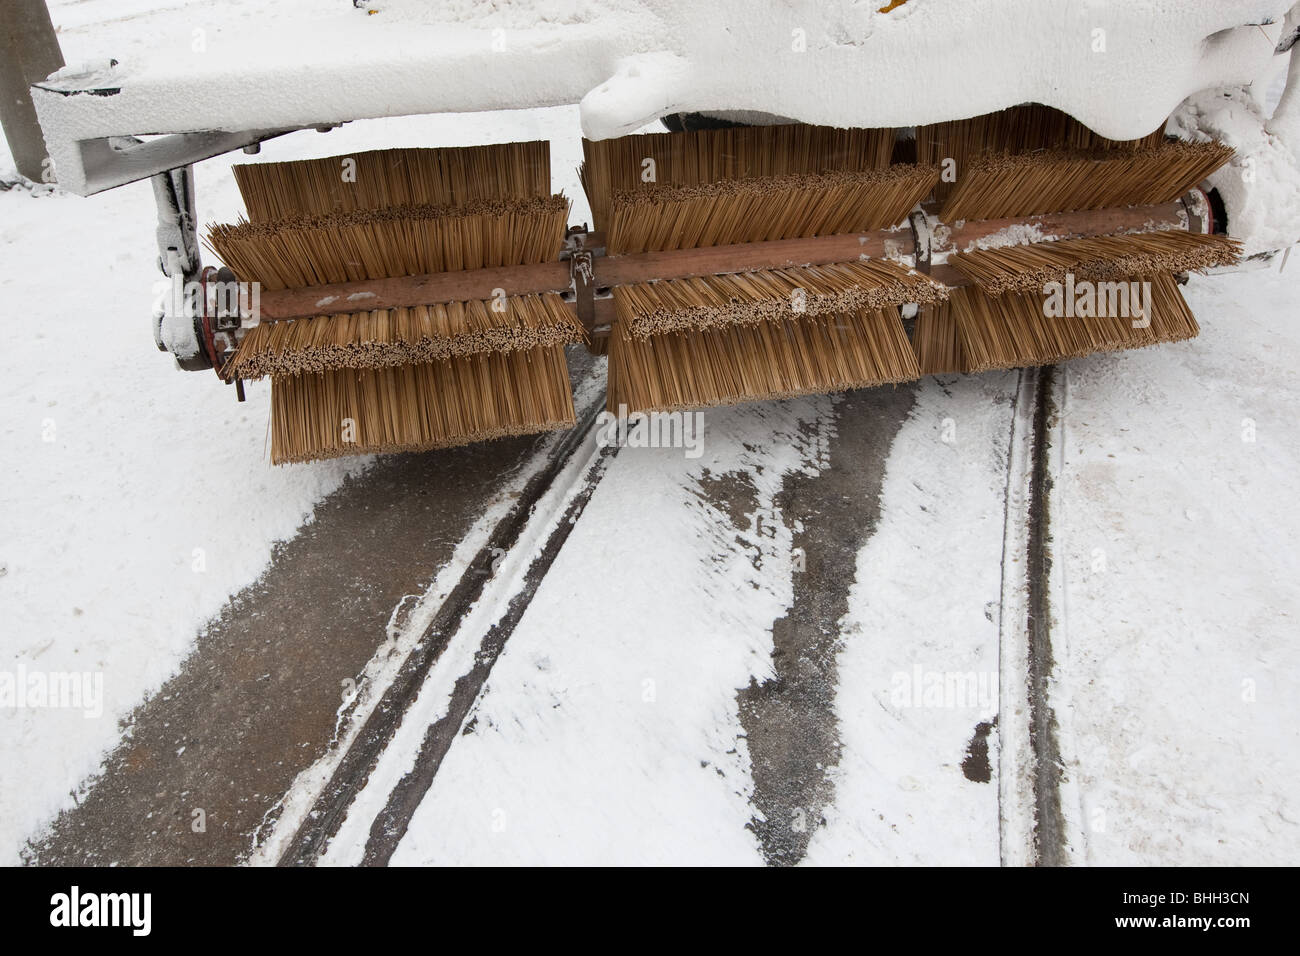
150, 164, 212, 371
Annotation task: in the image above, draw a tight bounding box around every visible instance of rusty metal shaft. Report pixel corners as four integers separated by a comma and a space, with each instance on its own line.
255, 194, 1206, 333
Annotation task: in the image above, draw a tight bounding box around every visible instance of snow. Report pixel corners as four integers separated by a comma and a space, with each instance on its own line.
1051, 264, 1300, 865
31, 0, 1300, 244
1172, 72, 1300, 256
803, 372, 1016, 865
341, 398, 834, 865
961, 224, 1051, 254
0, 167, 364, 863
43, 0, 1293, 143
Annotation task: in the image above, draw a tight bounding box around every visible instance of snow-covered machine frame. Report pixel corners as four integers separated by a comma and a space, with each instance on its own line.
22, 0, 1300, 380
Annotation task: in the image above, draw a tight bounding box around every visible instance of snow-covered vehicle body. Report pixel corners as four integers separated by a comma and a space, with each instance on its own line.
28, 0, 1300, 250
14, 0, 1298, 387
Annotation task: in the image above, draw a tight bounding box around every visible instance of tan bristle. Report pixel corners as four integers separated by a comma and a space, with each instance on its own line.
581, 124, 897, 230
938, 141, 1232, 221
916, 103, 1168, 203
269, 346, 577, 465
616, 259, 946, 339
950, 272, 1198, 372
233, 142, 551, 221
1143, 273, 1202, 343
206, 196, 570, 289
605, 166, 939, 254
219, 141, 581, 462
227, 293, 585, 380
948, 230, 1242, 297
913, 299, 969, 375
607, 309, 920, 415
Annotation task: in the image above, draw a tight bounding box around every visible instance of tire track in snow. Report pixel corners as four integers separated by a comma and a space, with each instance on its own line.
358, 441, 618, 865
997, 365, 1068, 866
736, 386, 916, 866
804, 373, 1013, 865
1024, 366, 1068, 865
271, 369, 1049, 866
277, 396, 609, 866
378, 398, 836, 864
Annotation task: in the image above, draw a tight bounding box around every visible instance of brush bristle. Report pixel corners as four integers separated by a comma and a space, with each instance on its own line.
948, 230, 1242, 296
607, 309, 920, 415
949, 272, 1198, 372
589, 124, 946, 410
233, 143, 552, 221
581, 124, 898, 230
916, 103, 1168, 203
938, 141, 1232, 221
615, 259, 946, 339
216, 141, 581, 463
227, 293, 585, 380
270, 346, 577, 465
206, 196, 570, 289
606, 166, 939, 254
913, 299, 969, 375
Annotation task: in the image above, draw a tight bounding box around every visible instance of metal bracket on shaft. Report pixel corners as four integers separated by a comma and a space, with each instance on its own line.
564, 226, 599, 340
908, 206, 932, 274
153, 164, 200, 280
151, 164, 213, 371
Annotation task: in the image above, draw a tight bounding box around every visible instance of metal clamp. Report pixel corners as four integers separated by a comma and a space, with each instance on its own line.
908, 206, 933, 274
564, 226, 598, 338
150, 164, 213, 371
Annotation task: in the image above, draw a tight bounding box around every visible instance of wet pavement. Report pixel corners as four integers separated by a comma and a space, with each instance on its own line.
26, 354, 601, 866
27, 362, 1035, 867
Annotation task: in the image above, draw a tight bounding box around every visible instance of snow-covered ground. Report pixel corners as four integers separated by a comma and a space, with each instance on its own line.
2, 0, 1298, 866
1053, 266, 1300, 865
804, 373, 1015, 866
357, 268, 1300, 867
363, 400, 828, 866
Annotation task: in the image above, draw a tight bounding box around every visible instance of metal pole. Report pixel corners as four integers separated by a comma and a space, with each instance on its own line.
0, 0, 65, 182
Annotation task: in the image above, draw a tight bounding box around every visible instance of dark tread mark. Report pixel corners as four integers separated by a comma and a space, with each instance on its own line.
22, 437, 551, 867
279, 400, 606, 866
1025, 366, 1068, 865
359, 443, 618, 866
732, 387, 916, 866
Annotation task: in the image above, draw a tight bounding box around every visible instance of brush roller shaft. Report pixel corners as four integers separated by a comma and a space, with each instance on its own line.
255, 196, 1203, 324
